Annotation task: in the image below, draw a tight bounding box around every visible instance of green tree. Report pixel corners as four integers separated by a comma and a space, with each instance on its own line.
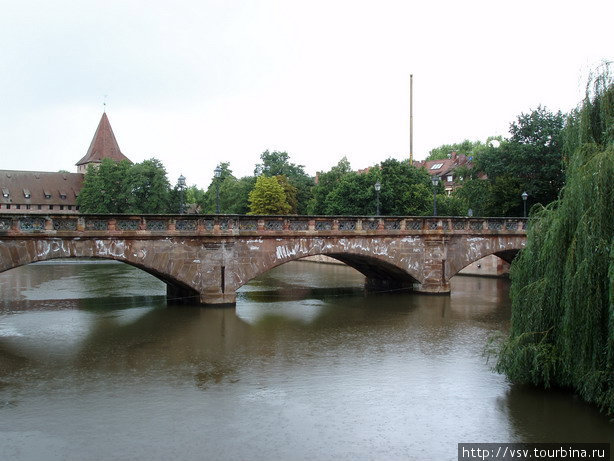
223, 176, 257, 214
308, 157, 352, 215
496, 67, 614, 415
323, 169, 380, 215
254, 150, 314, 214
248, 175, 291, 215
454, 178, 491, 216
426, 139, 496, 161
77, 159, 132, 213
275, 175, 299, 214
379, 158, 431, 215
435, 193, 465, 216
78, 158, 173, 213
126, 158, 171, 213
308, 157, 435, 216
477, 107, 565, 209
199, 163, 256, 214
185, 185, 206, 210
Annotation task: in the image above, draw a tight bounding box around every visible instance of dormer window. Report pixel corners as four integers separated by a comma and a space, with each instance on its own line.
59, 191, 67, 200
23, 188, 31, 199
44, 190, 52, 199
1, 188, 8, 198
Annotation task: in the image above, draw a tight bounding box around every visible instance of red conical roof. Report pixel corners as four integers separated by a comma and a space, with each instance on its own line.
76, 113, 131, 166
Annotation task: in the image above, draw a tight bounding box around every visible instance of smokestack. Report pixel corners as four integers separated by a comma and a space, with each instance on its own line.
410, 74, 413, 164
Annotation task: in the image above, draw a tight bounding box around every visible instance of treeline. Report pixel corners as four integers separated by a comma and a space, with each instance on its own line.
184, 103, 576, 217
78, 68, 603, 218
196, 154, 463, 216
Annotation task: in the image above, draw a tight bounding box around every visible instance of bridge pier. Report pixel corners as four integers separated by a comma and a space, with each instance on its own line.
199, 290, 237, 306
414, 281, 451, 295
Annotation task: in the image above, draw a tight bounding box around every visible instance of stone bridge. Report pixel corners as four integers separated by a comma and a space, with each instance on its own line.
0, 214, 527, 305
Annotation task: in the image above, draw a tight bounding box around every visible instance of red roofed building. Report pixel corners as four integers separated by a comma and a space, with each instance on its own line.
0, 113, 131, 214
76, 112, 131, 173
413, 152, 475, 195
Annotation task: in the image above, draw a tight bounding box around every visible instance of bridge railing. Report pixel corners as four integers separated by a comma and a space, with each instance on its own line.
0, 214, 527, 236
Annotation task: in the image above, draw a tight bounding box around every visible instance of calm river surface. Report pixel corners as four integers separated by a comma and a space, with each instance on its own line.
0, 260, 612, 461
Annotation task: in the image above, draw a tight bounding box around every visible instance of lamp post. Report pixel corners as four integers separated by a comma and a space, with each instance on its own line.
214, 166, 222, 214
374, 181, 381, 216
522, 191, 528, 218
177, 174, 186, 214
431, 175, 440, 216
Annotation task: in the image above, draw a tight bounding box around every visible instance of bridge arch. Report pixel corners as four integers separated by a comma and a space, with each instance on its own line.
227, 237, 424, 294
0, 238, 201, 303
446, 236, 525, 280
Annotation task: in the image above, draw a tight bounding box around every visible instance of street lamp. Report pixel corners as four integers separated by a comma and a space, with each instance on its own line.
431, 175, 440, 216
374, 181, 381, 216
521, 191, 528, 217
214, 166, 222, 214
177, 174, 186, 214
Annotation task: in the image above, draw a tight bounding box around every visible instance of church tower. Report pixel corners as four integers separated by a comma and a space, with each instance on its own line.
76, 113, 131, 173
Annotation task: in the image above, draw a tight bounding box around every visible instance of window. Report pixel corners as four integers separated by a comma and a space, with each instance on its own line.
44, 190, 51, 199
6, 204, 10, 209
430, 163, 443, 170
16, 204, 20, 209
49, 205, 54, 210
23, 189, 31, 199
68, 205, 72, 210
447, 175, 453, 182
76, 206, 80, 211
60, 205, 64, 210
38, 205, 42, 210
26, 204, 31, 210
59, 191, 67, 200
1, 188, 9, 198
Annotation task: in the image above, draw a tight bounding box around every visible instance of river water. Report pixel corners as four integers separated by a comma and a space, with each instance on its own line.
0, 260, 612, 461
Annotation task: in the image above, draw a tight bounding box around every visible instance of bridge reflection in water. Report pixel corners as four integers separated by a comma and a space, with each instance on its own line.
0, 214, 526, 305
0, 260, 611, 461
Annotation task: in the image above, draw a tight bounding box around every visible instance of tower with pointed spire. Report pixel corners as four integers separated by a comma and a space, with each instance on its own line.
0, 112, 135, 215
76, 113, 131, 173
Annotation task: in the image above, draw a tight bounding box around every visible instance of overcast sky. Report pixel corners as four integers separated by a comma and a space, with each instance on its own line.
1, 0, 612, 188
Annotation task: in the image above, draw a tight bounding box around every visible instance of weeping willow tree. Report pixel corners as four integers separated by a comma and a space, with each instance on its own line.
496, 63, 614, 414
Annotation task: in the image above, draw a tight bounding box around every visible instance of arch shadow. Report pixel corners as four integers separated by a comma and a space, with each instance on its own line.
233, 249, 422, 295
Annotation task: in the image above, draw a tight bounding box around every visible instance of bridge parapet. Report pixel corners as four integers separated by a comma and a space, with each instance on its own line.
0, 214, 527, 237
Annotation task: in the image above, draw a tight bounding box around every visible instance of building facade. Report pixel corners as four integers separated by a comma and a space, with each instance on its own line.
413, 152, 474, 195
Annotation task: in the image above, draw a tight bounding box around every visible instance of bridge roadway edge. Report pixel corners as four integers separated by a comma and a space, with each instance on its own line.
0, 214, 527, 306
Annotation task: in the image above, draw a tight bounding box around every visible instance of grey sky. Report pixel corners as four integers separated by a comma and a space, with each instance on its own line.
1, 0, 612, 188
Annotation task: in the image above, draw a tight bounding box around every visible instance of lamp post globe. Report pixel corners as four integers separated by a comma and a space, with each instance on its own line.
521, 191, 528, 218
214, 166, 222, 214
374, 181, 381, 216
431, 175, 440, 216
177, 174, 187, 214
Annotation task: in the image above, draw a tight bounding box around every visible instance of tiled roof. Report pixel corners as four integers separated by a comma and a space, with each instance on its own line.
76, 113, 131, 166
413, 152, 472, 176
0, 170, 83, 205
